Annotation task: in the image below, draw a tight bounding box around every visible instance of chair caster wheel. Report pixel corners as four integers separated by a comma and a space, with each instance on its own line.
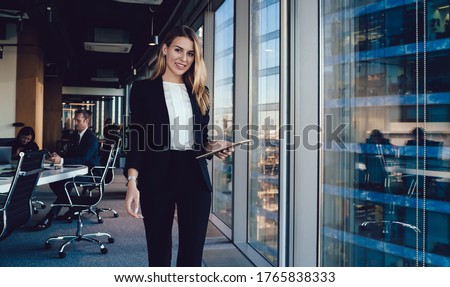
101, 247, 108, 254
41, 204, 46, 209
108, 237, 115, 243
113, 213, 119, 218
58, 252, 66, 258
45, 242, 51, 249
98, 218, 104, 223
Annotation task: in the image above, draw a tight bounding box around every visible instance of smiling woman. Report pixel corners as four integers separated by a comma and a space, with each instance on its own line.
161, 37, 195, 82
124, 25, 234, 267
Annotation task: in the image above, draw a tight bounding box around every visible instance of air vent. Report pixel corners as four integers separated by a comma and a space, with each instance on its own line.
90, 77, 119, 82
0, 10, 29, 20
112, 0, 164, 4
84, 42, 132, 53
84, 27, 132, 53
91, 68, 119, 82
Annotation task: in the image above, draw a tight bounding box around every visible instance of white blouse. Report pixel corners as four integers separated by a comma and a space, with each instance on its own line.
163, 81, 194, 150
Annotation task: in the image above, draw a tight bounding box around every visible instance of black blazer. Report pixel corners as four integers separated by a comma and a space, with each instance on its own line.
64, 129, 100, 169
124, 77, 212, 192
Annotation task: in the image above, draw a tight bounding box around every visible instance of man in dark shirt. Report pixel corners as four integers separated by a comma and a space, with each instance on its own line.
33, 109, 100, 231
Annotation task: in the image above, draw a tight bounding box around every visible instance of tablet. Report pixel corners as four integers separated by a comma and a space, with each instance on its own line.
196, 139, 252, 159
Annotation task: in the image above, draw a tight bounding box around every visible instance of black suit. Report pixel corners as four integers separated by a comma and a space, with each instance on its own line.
125, 77, 212, 191
64, 129, 100, 168
125, 77, 212, 267
9, 139, 39, 160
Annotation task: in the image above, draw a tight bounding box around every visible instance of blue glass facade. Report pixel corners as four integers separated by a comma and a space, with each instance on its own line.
321, 0, 450, 266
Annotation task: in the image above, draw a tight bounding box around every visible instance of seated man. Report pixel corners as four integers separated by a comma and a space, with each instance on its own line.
33, 109, 100, 231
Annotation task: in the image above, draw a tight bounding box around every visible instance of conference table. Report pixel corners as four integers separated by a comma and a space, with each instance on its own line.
356, 157, 450, 179
0, 164, 88, 194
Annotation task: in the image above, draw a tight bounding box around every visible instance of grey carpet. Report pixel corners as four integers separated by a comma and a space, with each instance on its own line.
0, 169, 253, 267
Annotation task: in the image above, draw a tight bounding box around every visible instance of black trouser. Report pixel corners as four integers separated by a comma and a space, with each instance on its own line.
45, 179, 72, 218
140, 150, 211, 267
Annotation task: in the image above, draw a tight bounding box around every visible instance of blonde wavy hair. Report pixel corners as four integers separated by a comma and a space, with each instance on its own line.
151, 25, 210, 115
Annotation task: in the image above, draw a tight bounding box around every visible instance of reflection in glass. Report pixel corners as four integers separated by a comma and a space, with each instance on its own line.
212, 0, 234, 226
248, 0, 280, 266
321, 0, 450, 266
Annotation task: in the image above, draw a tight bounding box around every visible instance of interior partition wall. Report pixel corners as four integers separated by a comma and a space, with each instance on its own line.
320, 0, 450, 266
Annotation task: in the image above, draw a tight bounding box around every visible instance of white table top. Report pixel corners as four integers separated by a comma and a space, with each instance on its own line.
0, 164, 88, 194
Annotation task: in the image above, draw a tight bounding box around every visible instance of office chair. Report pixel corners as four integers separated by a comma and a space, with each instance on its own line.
0, 150, 45, 240
44, 146, 115, 258
94, 137, 122, 219
360, 146, 418, 241
71, 138, 122, 222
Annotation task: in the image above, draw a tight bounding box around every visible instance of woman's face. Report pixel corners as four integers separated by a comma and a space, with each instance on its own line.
162, 36, 195, 82
19, 134, 32, 145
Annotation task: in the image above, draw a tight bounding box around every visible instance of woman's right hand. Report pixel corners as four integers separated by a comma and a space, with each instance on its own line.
125, 181, 143, 219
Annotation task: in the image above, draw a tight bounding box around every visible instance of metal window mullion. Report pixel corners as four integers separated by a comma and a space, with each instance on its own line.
293, 0, 319, 267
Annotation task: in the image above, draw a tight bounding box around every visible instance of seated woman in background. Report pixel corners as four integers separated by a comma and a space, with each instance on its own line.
9, 126, 39, 159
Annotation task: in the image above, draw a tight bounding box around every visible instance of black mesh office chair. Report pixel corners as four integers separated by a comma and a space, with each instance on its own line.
0, 150, 45, 240
44, 146, 115, 258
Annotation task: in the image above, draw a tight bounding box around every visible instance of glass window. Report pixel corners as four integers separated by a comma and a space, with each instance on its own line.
321, 0, 450, 266
248, 0, 280, 266
212, 0, 234, 226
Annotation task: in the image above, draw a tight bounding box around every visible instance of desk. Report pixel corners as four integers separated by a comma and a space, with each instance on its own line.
385, 165, 450, 179
0, 165, 88, 194
356, 160, 450, 179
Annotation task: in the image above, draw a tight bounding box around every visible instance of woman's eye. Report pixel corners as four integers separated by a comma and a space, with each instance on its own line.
188, 52, 195, 57
175, 48, 181, 53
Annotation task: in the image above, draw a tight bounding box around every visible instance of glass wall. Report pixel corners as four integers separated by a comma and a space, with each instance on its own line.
212, 0, 235, 226
60, 96, 123, 155
248, 0, 280, 266
321, 0, 450, 266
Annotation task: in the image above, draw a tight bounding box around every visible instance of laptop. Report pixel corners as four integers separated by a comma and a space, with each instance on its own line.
0, 146, 13, 164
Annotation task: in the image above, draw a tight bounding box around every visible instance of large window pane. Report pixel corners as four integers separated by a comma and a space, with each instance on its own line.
212, 0, 234, 226
321, 0, 450, 266
248, 0, 280, 266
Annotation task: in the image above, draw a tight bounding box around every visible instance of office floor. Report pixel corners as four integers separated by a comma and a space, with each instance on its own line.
0, 168, 254, 267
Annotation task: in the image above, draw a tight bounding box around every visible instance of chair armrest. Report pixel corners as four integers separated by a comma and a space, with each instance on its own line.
90, 165, 107, 175
72, 175, 102, 182
63, 179, 102, 200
